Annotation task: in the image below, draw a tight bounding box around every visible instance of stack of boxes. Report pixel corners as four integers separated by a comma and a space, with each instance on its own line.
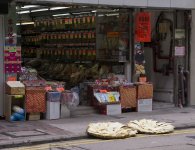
136, 83, 153, 112
4, 46, 21, 74
5, 81, 25, 121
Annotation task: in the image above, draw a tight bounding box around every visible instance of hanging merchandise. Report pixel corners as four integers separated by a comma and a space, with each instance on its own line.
134, 43, 145, 75
135, 12, 151, 42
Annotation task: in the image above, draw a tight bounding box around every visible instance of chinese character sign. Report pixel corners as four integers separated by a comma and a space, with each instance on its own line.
135, 12, 151, 42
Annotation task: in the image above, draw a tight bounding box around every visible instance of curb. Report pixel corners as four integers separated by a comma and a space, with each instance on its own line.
0, 134, 88, 149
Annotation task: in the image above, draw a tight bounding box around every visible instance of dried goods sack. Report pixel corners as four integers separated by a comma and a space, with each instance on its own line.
87, 122, 137, 139
127, 119, 174, 134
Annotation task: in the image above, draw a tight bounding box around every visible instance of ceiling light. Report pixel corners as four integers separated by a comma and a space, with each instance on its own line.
31, 9, 48, 12
16, 23, 21, 26
21, 22, 35, 25
72, 12, 91, 15
91, 10, 97, 13
50, 7, 70, 10
21, 5, 40, 9
98, 14, 104, 17
106, 13, 119, 16
17, 11, 30, 14
53, 13, 70, 17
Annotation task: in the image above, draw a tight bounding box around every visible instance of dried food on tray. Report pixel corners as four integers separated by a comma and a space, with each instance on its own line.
127, 119, 174, 134
87, 122, 137, 139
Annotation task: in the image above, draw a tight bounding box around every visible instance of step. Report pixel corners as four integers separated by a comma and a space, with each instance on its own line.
71, 106, 98, 116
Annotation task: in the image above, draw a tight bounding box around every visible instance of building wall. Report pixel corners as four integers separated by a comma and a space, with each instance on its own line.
0, 16, 4, 116
190, 10, 195, 105
33, 0, 195, 9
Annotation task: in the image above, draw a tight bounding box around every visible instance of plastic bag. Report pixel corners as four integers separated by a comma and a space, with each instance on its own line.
61, 91, 79, 110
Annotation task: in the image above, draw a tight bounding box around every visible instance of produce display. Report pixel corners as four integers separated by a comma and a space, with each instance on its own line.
25, 59, 112, 87
127, 119, 174, 134
87, 122, 137, 139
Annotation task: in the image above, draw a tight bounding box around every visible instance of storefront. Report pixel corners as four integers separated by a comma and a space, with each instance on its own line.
1, 0, 195, 120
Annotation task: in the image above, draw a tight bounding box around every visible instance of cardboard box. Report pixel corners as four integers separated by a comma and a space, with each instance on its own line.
61, 104, 70, 118
28, 113, 40, 121
46, 101, 60, 120
6, 81, 25, 95
4, 94, 25, 121
137, 99, 152, 112
100, 104, 121, 115
107, 104, 121, 115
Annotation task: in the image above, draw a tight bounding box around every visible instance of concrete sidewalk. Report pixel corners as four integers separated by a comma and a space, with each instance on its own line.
1, 107, 195, 148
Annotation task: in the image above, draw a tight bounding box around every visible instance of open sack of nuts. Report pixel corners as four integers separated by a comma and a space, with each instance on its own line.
87, 120, 174, 139
127, 119, 174, 134
87, 122, 137, 139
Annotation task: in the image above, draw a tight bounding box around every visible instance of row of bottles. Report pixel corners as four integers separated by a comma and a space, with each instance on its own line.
22, 47, 96, 60
34, 16, 96, 31
22, 30, 96, 46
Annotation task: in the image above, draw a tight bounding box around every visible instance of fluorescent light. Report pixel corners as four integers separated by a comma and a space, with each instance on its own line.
50, 7, 70, 10
98, 14, 104, 17
53, 13, 70, 17
17, 11, 30, 14
16, 23, 21, 26
21, 5, 40, 9
91, 10, 97, 13
72, 12, 91, 15
31, 8, 48, 12
21, 22, 35, 25
106, 13, 119, 16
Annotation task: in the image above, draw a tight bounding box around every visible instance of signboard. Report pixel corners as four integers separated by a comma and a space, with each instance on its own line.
175, 46, 185, 56
175, 29, 185, 39
135, 12, 151, 42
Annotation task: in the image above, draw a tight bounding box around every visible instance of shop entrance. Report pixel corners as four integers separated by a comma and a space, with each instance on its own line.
143, 10, 190, 108
14, 1, 131, 117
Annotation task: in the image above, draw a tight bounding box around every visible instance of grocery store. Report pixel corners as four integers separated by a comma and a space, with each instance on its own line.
0, 0, 192, 121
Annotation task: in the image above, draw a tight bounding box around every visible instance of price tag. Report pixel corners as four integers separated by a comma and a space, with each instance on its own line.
7, 76, 16, 81
100, 90, 107, 93
14, 95, 23, 99
8, 47, 17, 53
45, 86, 52, 91
56, 87, 64, 92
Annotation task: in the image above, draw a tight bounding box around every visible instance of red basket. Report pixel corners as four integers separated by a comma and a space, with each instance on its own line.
25, 87, 46, 113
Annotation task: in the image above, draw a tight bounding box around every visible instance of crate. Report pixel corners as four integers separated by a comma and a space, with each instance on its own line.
99, 104, 121, 115
25, 87, 46, 113
119, 86, 137, 109
6, 81, 25, 95
27, 113, 40, 121
4, 94, 25, 121
46, 101, 60, 120
137, 99, 153, 112
136, 83, 153, 99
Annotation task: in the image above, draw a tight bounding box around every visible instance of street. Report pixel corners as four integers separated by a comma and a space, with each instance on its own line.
6, 128, 195, 150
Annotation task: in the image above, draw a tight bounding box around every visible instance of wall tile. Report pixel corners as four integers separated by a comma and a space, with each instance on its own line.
148, 0, 171, 8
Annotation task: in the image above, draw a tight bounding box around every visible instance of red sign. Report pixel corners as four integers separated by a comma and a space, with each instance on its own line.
135, 12, 151, 42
